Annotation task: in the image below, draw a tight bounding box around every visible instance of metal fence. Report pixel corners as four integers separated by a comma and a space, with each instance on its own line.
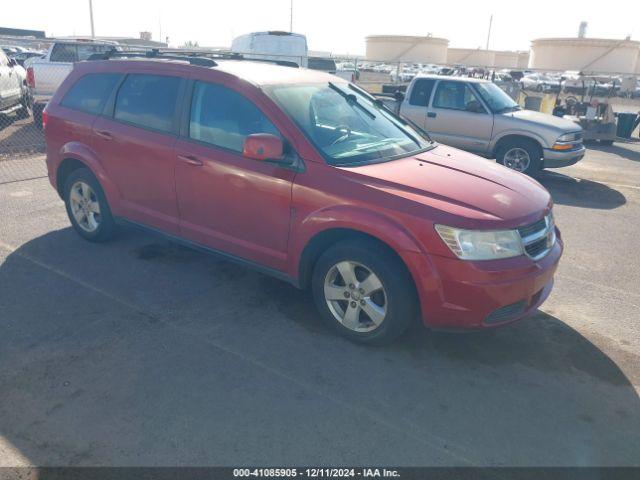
1, 36, 639, 184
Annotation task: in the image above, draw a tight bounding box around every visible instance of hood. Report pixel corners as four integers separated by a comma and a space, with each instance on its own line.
341, 145, 551, 228
505, 109, 581, 132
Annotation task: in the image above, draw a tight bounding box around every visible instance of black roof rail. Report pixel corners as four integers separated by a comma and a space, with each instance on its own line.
87, 48, 300, 69
87, 48, 217, 67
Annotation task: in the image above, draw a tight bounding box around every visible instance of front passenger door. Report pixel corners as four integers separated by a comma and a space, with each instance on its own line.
174, 80, 296, 271
424, 80, 494, 154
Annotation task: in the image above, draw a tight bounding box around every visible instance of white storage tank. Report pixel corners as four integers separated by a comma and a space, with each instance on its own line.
446, 48, 495, 67
365, 35, 448, 63
493, 51, 520, 69
530, 37, 640, 74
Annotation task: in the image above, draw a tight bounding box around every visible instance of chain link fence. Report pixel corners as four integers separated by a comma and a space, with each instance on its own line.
2, 35, 639, 185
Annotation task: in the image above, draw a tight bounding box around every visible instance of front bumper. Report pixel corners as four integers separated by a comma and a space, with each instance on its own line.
543, 145, 585, 168
402, 235, 563, 330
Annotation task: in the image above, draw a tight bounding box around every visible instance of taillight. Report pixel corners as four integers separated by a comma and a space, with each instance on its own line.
41, 110, 48, 130
26, 67, 35, 88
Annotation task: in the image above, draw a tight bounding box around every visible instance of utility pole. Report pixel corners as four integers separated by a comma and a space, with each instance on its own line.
89, 0, 95, 38
485, 14, 493, 50
290, 0, 293, 32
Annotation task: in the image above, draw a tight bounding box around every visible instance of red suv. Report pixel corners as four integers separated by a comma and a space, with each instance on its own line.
44, 53, 562, 345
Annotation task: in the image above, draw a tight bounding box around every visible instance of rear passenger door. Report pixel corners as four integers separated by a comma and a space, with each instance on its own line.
424, 80, 494, 154
92, 73, 185, 234
0, 50, 21, 109
173, 80, 296, 271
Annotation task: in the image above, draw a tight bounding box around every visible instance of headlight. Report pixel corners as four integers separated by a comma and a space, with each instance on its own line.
557, 132, 579, 142
435, 225, 523, 260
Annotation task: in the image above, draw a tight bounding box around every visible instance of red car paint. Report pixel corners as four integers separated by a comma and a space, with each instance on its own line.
44, 59, 562, 330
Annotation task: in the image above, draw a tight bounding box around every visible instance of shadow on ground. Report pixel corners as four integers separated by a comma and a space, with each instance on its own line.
538, 172, 626, 209
586, 143, 640, 163
1, 227, 639, 466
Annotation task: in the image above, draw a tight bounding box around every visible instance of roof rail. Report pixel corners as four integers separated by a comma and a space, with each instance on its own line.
87, 48, 218, 67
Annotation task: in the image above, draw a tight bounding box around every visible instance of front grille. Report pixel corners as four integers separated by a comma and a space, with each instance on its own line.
517, 218, 546, 239
525, 237, 549, 258
517, 214, 555, 261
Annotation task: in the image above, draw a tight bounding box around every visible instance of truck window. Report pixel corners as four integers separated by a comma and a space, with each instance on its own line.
188, 81, 281, 153
409, 79, 436, 107
433, 81, 481, 111
114, 74, 182, 133
50, 43, 113, 62
60, 73, 121, 115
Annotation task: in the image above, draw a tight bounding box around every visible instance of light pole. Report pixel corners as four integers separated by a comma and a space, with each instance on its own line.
89, 0, 95, 38
485, 14, 493, 50
290, 0, 293, 32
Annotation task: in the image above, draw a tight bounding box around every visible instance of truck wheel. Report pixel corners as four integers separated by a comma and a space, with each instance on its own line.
311, 238, 417, 346
496, 138, 542, 176
16, 99, 31, 120
63, 168, 117, 242
33, 104, 44, 129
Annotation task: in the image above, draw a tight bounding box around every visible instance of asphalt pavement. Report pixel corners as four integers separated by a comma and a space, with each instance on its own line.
0, 144, 639, 467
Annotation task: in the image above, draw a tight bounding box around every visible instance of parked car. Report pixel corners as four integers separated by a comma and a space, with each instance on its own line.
10, 50, 43, 66
43, 54, 562, 345
521, 73, 561, 93
386, 74, 584, 175
0, 49, 30, 119
26, 39, 118, 126
231, 31, 308, 68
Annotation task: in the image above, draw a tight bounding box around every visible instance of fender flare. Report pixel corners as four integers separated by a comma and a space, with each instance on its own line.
58, 142, 121, 210
490, 131, 547, 156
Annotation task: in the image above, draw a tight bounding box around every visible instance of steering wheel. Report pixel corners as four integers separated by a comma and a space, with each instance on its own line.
331, 125, 352, 146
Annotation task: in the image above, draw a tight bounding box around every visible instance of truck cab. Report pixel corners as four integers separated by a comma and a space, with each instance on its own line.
397, 75, 585, 175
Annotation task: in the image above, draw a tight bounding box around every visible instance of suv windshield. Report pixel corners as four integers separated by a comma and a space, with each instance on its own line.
266, 82, 432, 166
474, 82, 520, 113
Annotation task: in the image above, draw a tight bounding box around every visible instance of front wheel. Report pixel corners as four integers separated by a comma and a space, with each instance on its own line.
496, 139, 542, 176
312, 238, 418, 345
64, 168, 117, 242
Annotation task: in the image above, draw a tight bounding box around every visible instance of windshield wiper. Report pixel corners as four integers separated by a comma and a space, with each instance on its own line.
497, 105, 521, 114
328, 82, 376, 120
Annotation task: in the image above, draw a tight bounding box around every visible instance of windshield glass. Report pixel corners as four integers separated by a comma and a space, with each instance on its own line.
474, 82, 519, 113
266, 83, 432, 166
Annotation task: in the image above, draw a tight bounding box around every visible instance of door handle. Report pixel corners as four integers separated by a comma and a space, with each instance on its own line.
95, 130, 113, 140
177, 154, 203, 166
427, 112, 437, 118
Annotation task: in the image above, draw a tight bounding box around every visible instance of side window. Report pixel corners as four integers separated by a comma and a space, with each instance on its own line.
189, 81, 281, 152
409, 79, 436, 107
433, 81, 481, 111
114, 74, 182, 133
60, 73, 121, 115
50, 44, 78, 62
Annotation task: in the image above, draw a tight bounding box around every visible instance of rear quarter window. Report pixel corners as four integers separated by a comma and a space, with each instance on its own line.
60, 73, 122, 115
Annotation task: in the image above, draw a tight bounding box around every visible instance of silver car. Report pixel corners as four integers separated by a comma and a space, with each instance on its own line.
396, 75, 585, 175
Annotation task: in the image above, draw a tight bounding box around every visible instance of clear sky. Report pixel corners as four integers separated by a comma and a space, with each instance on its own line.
8, 0, 640, 54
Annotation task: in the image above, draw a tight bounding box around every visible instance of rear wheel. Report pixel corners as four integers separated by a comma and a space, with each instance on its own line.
63, 168, 116, 242
311, 238, 417, 345
33, 104, 44, 129
496, 138, 542, 176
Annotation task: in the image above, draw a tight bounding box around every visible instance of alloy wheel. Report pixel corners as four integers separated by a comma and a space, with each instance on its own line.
323, 261, 387, 333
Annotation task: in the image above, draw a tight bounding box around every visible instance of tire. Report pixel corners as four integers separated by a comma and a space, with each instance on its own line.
33, 104, 44, 129
496, 138, 542, 176
311, 238, 418, 346
63, 168, 116, 242
16, 98, 30, 120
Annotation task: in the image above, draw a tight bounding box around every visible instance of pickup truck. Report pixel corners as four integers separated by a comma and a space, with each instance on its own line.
26, 39, 117, 126
382, 74, 585, 175
0, 49, 29, 119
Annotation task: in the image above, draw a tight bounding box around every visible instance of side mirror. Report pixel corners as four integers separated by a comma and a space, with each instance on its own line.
243, 133, 284, 161
466, 100, 485, 113
8, 57, 17, 67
